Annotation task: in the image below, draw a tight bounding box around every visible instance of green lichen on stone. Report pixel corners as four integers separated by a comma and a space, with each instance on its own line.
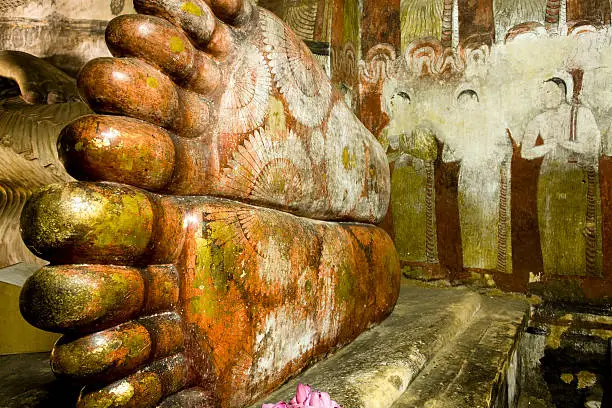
266, 97, 286, 135
181, 1, 202, 16
335, 262, 355, 304
146, 77, 159, 89
190, 219, 243, 316
90, 189, 153, 252
169, 36, 185, 53
546, 324, 570, 349
99, 271, 137, 313
305, 279, 313, 294
576, 371, 597, 389
105, 379, 136, 405
191, 236, 219, 316
342, 147, 357, 170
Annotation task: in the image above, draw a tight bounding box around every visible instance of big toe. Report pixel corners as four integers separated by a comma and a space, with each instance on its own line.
20, 182, 155, 265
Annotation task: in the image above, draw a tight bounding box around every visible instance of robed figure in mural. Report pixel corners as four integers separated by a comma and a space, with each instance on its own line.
522, 77, 603, 277
380, 88, 440, 276
445, 89, 513, 275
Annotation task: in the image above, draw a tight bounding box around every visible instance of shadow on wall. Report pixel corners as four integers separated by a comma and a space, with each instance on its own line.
366, 22, 612, 302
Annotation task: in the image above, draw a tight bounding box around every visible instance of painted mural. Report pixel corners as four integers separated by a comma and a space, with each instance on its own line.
360, 0, 612, 300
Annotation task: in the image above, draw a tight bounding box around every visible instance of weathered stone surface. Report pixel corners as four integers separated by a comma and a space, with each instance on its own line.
515, 331, 554, 408
393, 294, 528, 408
253, 281, 529, 408
0, 353, 80, 408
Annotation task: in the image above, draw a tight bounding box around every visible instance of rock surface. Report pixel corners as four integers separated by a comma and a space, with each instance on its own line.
253, 281, 529, 408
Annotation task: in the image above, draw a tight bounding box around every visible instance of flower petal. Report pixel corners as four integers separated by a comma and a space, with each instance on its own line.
320, 392, 332, 407
296, 384, 310, 403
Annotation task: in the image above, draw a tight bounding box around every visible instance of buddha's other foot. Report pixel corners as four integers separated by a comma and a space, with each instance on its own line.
59, 0, 390, 222
20, 182, 400, 407
0, 51, 80, 104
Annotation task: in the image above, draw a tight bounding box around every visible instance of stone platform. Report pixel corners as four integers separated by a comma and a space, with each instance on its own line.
0, 280, 530, 408
0, 352, 80, 407
253, 281, 529, 408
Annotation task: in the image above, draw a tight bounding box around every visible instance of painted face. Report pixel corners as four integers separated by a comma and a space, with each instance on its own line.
389, 92, 411, 117
542, 81, 565, 110
457, 92, 478, 111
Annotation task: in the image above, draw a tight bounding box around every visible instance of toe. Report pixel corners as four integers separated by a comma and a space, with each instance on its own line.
207, 0, 255, 26
20, 264, 179, 333
134, 0, 216, 47
106, 15, 220, 95
204, 22, 234, 58
59, 115, 176, 191
78, 58, 178, 129
78, 58, 210, 138
134, 0, 252, 33
21, 265, 145, 333
133, 0, 236, 58
20, 182, 155, 264
77, 354, 190, 408
51, 312, 184, 383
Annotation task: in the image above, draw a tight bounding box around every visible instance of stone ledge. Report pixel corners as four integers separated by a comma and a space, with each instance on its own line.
253, 281, 529, 408
393, 295, 528, 408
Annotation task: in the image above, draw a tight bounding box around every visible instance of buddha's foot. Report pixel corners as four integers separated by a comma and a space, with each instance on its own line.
17, 1, 398, 406
59, 0, 389, 223
20, 181, 400, 407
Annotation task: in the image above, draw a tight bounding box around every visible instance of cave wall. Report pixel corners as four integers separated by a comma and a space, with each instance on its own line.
362, 0, 612, 303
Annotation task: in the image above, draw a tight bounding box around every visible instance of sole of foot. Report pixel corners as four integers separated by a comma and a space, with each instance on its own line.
20, 181, 400, 407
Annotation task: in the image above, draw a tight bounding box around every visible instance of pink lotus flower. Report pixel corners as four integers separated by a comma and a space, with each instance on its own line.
262, 384, 342, 408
